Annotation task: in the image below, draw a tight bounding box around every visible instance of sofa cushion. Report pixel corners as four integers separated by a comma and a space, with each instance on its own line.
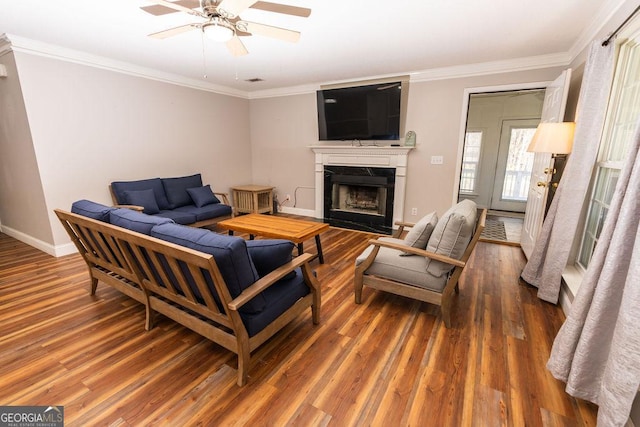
186, 185, 220, 208
425, 199, 477, 277
240, 271, 309, 337
355, 237, 447, 292
246, 239, 296, 280
122, 189, 160, 215
162, 174, 203, 209
153, 210, 197, 225
174, 203, 232, 222
402, 211, 438, 252
71, 199, 115, 222
109, 208, 174, 235
149, 223, 265, 314
111, 178, 171, 211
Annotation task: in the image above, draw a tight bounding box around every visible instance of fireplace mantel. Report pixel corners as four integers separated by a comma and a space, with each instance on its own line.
310, 145, 413, 228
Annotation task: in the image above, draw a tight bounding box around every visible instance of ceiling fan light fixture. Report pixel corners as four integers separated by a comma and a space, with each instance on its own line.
203, 18, 234, 42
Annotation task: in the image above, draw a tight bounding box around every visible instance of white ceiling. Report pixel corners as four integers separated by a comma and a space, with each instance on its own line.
0, 0, 628, 96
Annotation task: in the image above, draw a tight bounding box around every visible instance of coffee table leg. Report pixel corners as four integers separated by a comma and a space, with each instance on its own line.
297, 243, 304, 256
228, 230, 234, 236
315, 235, 325, 264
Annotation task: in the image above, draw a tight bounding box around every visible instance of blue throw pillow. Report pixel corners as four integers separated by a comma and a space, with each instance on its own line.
186, 185, 221, 208
246, 239, 296, 280
123, 189, 160, 214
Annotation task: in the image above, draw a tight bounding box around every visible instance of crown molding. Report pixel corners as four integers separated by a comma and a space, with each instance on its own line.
568, 0, 633, 60
409, 52, 572, 83
2, 34, 249, 99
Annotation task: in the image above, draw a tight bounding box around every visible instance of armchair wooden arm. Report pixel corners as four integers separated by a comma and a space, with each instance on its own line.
393, 220, 417, 238
214, 192, 231, 206
115, 204, 145, 211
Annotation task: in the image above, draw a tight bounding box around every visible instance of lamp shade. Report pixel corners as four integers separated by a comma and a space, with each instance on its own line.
527, 122, 576, 154
204, 20, 234, 43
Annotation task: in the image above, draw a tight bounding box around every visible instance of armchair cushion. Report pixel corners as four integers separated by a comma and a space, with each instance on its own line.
162, 174, 203, 209
246, 239, 296, 280
186, 185, 221, 208
425, 199, 477, 277
355, 237, 447, 292
123, 189, 160, 214
402, 211, 438, 251
71, 199, 114, 222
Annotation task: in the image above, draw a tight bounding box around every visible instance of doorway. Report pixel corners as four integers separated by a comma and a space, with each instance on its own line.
458, 90, 545, 213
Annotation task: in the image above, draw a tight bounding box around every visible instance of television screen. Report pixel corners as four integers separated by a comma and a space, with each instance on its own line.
317, 82, 402, 141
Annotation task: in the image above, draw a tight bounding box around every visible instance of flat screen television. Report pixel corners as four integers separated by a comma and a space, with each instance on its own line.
317, 82, 402, 141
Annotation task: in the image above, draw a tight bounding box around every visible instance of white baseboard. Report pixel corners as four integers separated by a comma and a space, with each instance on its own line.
0, 225, 77, 257
279, 206, 317, 218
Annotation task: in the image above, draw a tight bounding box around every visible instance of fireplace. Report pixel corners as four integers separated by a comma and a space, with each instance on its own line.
311, 145, 413, 235
324, 166, 395, 234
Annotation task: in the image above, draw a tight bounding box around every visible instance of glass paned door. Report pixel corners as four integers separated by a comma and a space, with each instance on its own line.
491, 119, 539, 212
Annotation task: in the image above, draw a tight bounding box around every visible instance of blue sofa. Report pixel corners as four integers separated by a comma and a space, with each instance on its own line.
110, 173, 233, 227
58, 199, 321, 386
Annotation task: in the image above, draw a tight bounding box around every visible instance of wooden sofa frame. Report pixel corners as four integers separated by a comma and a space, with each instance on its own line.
354, 208, 486, 328
109, 185, 234, 228
55, 209, 321, 386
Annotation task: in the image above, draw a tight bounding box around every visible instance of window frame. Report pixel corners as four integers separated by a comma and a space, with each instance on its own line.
459, 128, 485, 196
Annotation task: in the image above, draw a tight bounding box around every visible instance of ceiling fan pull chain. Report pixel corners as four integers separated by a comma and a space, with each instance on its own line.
201, 31, 208, 79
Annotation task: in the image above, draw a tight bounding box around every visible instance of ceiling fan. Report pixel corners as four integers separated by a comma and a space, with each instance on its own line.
142, 0, 311, 57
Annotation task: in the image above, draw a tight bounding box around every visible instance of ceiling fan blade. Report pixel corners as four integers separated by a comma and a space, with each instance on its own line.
148, 24, 198, 39
240, 21, 300, 43
250, 1, 311, 18
141, 0, 201, 16
218, 0, 258, 17
226, 36, 249, 57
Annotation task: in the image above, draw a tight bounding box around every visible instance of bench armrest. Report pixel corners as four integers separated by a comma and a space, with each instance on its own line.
227, 253, 314, 311
214, 192, 231, 206
114, 204, 144, 212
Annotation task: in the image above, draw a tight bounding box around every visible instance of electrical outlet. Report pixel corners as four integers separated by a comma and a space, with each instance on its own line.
411, 208, 418, 216
431, 155, 444, 165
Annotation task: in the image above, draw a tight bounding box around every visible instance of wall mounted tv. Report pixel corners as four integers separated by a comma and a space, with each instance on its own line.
317, 81, 403, 141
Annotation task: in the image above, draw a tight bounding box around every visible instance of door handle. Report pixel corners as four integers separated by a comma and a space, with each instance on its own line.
537, 181, 548, 187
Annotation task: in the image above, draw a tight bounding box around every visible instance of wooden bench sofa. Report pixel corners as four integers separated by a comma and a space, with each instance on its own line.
56, 200, 321, 386
110, 173, 233, 228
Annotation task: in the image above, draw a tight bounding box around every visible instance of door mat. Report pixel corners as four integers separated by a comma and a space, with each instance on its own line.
481, 219, 508, 241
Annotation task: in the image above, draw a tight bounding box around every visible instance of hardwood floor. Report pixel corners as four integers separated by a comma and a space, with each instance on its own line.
0, 228, 597, 426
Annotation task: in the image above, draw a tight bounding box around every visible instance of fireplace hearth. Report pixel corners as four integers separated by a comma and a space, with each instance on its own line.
324, 166, 395, 234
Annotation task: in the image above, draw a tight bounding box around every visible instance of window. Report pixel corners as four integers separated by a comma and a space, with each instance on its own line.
460, 130, 483, 193
501, 127, 536, 201
578, 36, 640, 268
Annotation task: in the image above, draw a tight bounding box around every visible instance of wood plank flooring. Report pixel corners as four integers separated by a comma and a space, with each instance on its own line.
0, 226, 597, 426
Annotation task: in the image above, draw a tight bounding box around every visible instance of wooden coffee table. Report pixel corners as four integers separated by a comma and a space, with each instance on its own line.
217, 214, 330, 263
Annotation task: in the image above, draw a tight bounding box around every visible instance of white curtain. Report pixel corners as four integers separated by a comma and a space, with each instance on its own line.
547, 118, 640, 426
520, 41, 615, 304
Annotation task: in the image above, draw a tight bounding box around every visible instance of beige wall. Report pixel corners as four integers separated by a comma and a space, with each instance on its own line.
3, 51, 252, 251
250, 67, 564, 220
0, 51, 53, 245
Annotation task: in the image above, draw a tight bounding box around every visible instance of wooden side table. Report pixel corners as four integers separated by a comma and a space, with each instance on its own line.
231, 185, 275, 214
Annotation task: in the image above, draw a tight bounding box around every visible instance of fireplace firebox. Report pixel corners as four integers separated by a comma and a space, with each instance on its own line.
324, 166, 395, 234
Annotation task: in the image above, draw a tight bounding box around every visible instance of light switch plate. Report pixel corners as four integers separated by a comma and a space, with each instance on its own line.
431, 155, 444, 165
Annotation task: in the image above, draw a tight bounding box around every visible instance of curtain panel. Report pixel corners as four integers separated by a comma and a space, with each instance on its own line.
520, 41, 615, 304
547, 118, 640, 426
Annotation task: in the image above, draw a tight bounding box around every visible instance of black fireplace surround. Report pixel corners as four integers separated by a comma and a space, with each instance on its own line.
323, 166, 395, 234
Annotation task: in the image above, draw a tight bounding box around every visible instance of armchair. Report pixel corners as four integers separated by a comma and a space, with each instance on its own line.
354, 201, 486, 328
